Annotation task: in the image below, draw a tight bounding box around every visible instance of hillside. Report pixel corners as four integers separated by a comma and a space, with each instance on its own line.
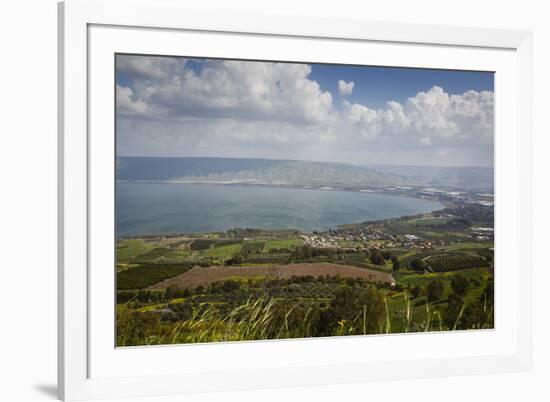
117, 157, 413, 187
117, 157, 493, 190
368, 165, 494, 191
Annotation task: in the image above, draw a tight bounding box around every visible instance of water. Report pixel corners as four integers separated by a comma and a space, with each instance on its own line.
116, 182, 443, 236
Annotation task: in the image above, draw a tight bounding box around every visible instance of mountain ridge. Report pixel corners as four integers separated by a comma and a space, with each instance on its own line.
117, 156, 493, 190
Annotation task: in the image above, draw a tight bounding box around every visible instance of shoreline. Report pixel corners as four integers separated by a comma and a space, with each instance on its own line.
117, 181, 448, 239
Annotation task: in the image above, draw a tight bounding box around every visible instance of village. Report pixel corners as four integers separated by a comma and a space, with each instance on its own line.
299, 228, 441, 251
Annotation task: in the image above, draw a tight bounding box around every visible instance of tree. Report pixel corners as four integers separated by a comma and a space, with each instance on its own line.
426, 280, 444, 302
410, 258, 427, 271
444, 292, 464, 328
369, 249, 385, 265
450, 275, 470, 296
170, 302, 194, 321
482, 280, 494, 304
317, 286, 386, 336
222, 279, 241, 293
460, 302, 490, 329
391, 255, 400, 271
164, 285, 182, 301
410, 285, 423, 299
225, 254, 242, 266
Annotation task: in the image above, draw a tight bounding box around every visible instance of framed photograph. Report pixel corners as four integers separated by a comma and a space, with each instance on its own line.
58, 0, 533, 400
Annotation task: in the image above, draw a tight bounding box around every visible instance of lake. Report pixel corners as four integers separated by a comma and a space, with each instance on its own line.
116, 182, 443, 236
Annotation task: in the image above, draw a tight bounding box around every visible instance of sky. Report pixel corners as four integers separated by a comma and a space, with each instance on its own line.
116, 54, 494, 167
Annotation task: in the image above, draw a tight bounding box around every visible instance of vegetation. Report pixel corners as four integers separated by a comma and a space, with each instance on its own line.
116, 202, 494, 346
426, 255, 489, 272
189, 239, 217, 251
117, 263, 195, 290
116, 273, 494, 346
240, 241, 266, 256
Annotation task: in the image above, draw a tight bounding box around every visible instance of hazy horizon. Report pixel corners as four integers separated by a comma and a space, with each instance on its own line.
116, 55, 494, 167
116, 155, 493, 169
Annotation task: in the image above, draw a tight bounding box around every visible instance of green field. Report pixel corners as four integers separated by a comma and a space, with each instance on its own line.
117, 263, 195, 290
264, 238, 304, 251
204, 243, 243, 258
133, 247, 173, 261
409, 216, 453, 226
240, 241, 266, 255
425, 255, 489, 272
189, 239, 217, 251
157, 250, 192, 263
117, 239, 155, 263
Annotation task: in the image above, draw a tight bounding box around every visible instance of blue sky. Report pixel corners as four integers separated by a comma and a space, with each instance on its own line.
116, 55, 495, 167
117, 58, 494, 111
308, 64, 493, 109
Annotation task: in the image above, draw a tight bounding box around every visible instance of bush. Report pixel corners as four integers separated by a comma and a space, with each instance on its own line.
318, 286, 386, 336
410, 258, 427, 271
444, 292, 464, 327
410, 285, 423, 299
369, 249, 385, 266
427, 280, 444, 302
450, 275, 470, 296
391, 255, 400, 271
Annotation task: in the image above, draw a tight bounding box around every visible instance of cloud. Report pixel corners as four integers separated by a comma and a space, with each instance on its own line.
118, 56, 334, 125
116, 56, 182, 80
420, 137, 432, 146
116, 56, 493, 166
342, 86, 493, 145
116, 85, 148, 116
338, 80, 355, 96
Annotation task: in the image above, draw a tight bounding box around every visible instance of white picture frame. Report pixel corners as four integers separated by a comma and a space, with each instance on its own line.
58, 0, 533, 400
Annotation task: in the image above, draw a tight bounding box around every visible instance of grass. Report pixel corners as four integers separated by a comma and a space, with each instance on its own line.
157, 250, 192, 263
133, 247, 173, 261
117, 284, 493, 346
117, 239, 154, 263
240, 241, 266, 256
409, 217, 453, 226
264, 238, 304, 251
336, 240, 362, 248
189, 239, 217, 251
214, 239, 244, 247
204, 243, 243, 258
442, 241, 493, 251
117, 263, 194, 290
396, 267, 490, 289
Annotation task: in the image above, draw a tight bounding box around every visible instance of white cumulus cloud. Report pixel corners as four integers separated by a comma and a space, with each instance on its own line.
116, 55, 493, 166
338, 80, 355, 96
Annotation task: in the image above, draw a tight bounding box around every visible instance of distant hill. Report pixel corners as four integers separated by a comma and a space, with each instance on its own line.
117, 157, 411, 187
117, 157, 493, 190
368, 165, 493, 190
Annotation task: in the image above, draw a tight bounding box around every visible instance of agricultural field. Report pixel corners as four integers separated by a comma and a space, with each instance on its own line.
240, 241, 266, 256
189, 239, 217, 251
116, 204, 494, 346
148, 263, 395, 290
117, 263, 195, 290
425, 255, 489, 272
264, 238, 304, 251
116, 239, 155, 263
204, 242, 243, 258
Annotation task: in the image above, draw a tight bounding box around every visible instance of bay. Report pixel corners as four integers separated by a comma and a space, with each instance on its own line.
116, 182, 443, 236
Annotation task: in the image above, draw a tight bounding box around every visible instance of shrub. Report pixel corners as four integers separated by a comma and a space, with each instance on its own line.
427, 280, 444, 302
450, 275, 470, 296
